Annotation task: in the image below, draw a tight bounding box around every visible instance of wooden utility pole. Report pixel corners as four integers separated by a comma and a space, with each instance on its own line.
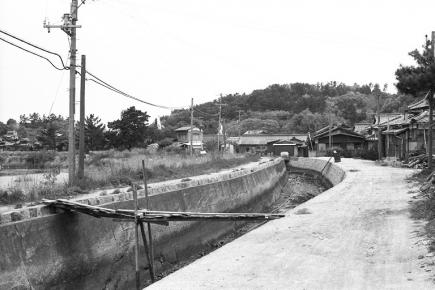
78, 55, 86, 180
328, 112, 332, 149
190, 98, 194, 156
215, 95, 227, 152
429, 31, 435, 170
68, 0, 78, 185
44, 0, 81, 185
377, 93, 382, 160
237, 110, 243, 138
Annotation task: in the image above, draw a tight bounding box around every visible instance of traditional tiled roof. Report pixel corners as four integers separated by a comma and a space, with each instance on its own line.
409, 110, 435, 123
175, 126, 201, 132
313, 125, 365, 140
382, 128, 409, 135
354, 122, 371, 134
374, 113, 403, 126
243, 130, 266, 135
238, 134, 308, 146
407, 93, 429, 112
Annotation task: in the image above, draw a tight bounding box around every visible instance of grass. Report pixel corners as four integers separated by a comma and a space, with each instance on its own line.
0, 149, 259, 205
408, 170, 435, 253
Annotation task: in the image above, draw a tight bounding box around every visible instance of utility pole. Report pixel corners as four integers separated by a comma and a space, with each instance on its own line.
190, 98, 194, 156
377, 93, 382, 160
236, 110, 243, 138
78, 55, 86, 180
44, 0, 81, 185
429, 31, 435, 170
215, 95, 227, 152
328, 112, 332, 149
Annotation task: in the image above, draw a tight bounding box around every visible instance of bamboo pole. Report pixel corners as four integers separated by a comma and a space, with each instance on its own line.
133, 185, 140, 290
142, 160, 156, 281
42, 199, 284, 222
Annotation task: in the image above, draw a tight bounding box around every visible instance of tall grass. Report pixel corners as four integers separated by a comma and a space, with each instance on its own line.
0, 150, 259, 205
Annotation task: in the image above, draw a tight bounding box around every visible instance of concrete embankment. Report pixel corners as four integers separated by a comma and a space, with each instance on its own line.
287, 157, 346, 186
0, 158, 287, 290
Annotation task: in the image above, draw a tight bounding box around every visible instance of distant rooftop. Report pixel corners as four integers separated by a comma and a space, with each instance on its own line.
175, 126, 201, 132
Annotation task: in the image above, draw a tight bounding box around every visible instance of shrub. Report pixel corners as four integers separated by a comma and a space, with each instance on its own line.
0, 188, 26, 204
158, 138, 174, 148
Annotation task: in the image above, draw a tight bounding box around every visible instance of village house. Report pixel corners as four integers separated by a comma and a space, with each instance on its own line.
312, 124, 366, 156
370, 95, 435, 160
175, 126, 203, 151
237, 132, 308, 156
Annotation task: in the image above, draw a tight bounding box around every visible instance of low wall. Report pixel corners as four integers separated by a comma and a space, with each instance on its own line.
0, 158, 287, 290
287, 157, 345, 186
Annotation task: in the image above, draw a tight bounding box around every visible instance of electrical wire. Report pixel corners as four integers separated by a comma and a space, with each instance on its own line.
0, 36, 67, 71
0, 29, 68, 69
194, 108, 219, 117
85, 69, 186, 110
0, 28, 188, 111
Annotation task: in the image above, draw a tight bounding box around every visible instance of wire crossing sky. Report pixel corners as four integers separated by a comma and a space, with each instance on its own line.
1, 0, 435, 124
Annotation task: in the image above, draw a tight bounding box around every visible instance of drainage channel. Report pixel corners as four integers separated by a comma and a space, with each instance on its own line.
143, 171, 329, 287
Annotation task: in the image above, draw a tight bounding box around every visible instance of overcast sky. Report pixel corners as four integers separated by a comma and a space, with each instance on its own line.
1, 0, 434, 124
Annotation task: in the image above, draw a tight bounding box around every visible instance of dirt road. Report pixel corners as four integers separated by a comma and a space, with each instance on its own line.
147, 159, 435, 289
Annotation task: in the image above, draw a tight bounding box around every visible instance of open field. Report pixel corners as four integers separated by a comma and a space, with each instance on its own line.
0, 149, 259, 205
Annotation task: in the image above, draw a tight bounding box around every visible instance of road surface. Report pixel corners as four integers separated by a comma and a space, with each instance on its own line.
147, 158, 435, 289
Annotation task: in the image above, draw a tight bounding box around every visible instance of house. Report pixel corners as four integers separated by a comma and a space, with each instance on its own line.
353, 122, 372, 135
313, 124, 365, 156
269, 137, 308, 157
371, 95, 435, 160
238, 132, 308, 154
175, 126, 203, 150
3, 130, 18, 142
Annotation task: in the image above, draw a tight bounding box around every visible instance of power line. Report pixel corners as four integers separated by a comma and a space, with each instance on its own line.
0, 28, 68, 69
0, 28, 187, 111
193, 108, 219, 117
85, 69, 186, 110
0, 36, 67, 71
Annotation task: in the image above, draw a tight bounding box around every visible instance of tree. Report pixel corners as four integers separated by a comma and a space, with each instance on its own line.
395, 35, 435, 168
107, 106, 150, 150
6, 118, 18, 130
36, 114, 68, 150
0, 122, 8, 136
84, 114, 106, 151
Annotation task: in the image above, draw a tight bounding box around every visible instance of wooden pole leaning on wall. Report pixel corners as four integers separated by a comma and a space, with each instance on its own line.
133, 185, 140, 290
142, 160, 156, 281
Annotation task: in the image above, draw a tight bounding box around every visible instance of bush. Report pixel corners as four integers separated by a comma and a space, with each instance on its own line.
158, 138, 174, 148
0, 188, 26, 204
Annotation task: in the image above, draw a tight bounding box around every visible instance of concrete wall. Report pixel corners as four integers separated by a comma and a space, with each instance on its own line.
287, 157, 345, 186
0, 158, 287, 290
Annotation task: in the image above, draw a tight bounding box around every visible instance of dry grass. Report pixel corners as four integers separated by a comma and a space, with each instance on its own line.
0, 149, 259, 205
82, 150, 258, 189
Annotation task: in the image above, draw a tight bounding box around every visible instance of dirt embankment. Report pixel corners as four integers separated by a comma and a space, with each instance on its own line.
145, 172, 328, 286
407, 170, 435, 260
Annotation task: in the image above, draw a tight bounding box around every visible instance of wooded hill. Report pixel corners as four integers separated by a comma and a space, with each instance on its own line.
161, 82, 414, 136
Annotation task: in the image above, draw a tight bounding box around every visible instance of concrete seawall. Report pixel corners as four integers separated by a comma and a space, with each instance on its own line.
0, 158, 287, 290
287, 157, 346, 186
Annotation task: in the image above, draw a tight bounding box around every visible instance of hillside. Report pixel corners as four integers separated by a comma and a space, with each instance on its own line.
161, 82, 414, 136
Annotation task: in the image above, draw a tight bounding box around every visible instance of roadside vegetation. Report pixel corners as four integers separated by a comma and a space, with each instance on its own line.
408, 169, 435, 254
0, 149, 259, 206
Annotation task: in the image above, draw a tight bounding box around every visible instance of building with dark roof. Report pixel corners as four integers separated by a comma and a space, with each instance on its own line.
313, 125, 366, 156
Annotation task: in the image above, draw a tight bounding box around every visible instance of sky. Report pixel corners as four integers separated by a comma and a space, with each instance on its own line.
1, 0, 435, 125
